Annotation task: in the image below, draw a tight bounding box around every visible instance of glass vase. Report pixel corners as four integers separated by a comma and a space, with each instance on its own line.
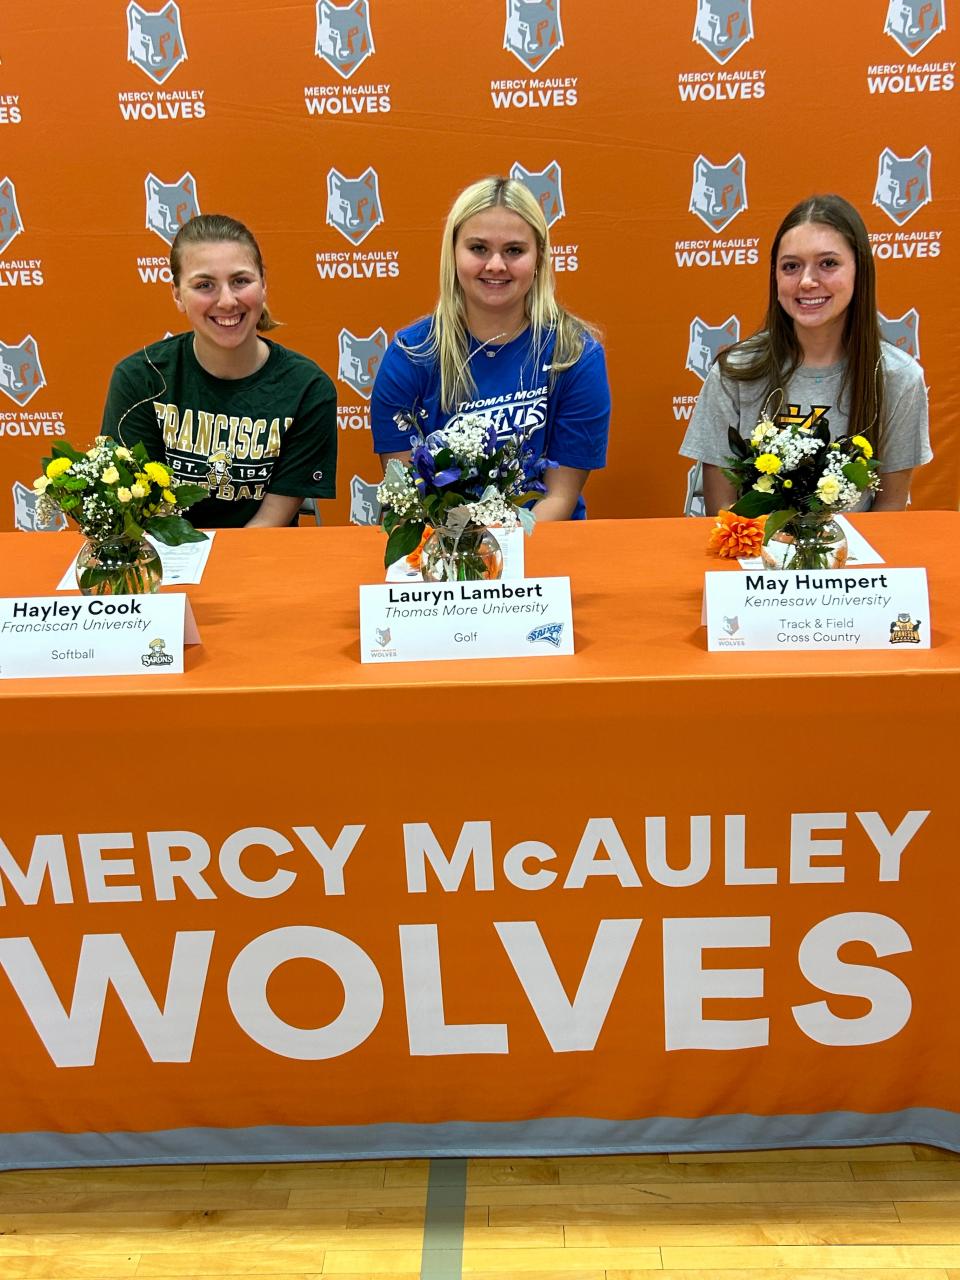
420, 525, 503, 582
760, 512, 849, 572
76, 535, 163, 596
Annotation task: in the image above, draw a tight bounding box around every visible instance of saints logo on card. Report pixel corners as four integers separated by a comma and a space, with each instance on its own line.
873, 147, 932, 225
0, 178, 24, 256
527, 621, 564, 647
690, 154, 747, 233
509, 162, 565, 227
315, 0, 375, 78
0, 336, 46, 407
692, 0, 754, 64
127, 2, 188, 84
879, 308, 920, 360
889, 613, 922, 644
338, 327, 387, 399
686, 315, 739, 381
142, 637, 174, 666
350, 475, 381, 526
145, 172, 200, 245
884, 0, 945, 56
326, 168, 383, 244
12, 480, 66, 532
504, 0, 563, 72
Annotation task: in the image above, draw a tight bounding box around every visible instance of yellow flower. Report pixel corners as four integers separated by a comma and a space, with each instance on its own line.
817, 475, 842, 504
754, 453, 782, 474
45, 457, 72, 479
144, 461, 170, 486
101, 465, 120, 484
116, 486, 133, 503
33, 475, 51, 493
752, 474, 775, 493
162, 489, 177, 504
135, 471, 151, 487
783, 480, 793, 489
131, 483, 147, 499
851, 435, 873, 458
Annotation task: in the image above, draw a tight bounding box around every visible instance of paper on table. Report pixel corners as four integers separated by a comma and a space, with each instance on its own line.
56, 531, 216, 591
384, 526, 525, 582
737, 515, 883, 570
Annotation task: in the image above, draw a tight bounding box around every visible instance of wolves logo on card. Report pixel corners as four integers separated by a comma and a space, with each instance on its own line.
12, 481, 66, 532
0, 336, 45, 406
723, 615, 740, 636
315, 0, 374, 78
338, 327, 387, 399
509, 161, 565, 227
376, 625, 391, 647
884, 0, 945, 55
350, 475, 382, 525
686, 315, 739, 381
879, 308, 921, 360
690, 154, 747, 232
504, 0, 563, 72
873, 147, 931, 225
326, 168, 383, 244
692, 0, 753, 64
145, 172, 199, 246
127, 2, 187, 84
0, 178, 24, 256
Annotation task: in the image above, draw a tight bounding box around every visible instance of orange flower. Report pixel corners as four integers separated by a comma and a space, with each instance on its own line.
405, 526, 432, 571
707, 509, 768, 559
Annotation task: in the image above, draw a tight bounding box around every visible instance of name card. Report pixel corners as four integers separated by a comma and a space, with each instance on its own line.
359, 577, 574, 663
705, 568, 930, 652
0, 594, 199, 679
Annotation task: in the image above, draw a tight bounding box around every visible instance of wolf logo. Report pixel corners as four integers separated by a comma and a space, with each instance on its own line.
509, 161, 565, 227
126, 2, 187, 84
12, 480, 67, 532
686, 315, 739, 381
338, 327, 387, 399
350, 474, 382, 526
0, 336, 46, 407
879, 308, 921, 360
873, 147, 931, 225
504, 0, 563, 72
884, 0, 946, 56
326, 168, 383, 245
690, 154, 747, 233
376, 625, 391, 647
145, 172, 200, 246
315, 0, 374, 78
723, 615, 740, 636
692, 0, 753, 64
0, 178, 24, 256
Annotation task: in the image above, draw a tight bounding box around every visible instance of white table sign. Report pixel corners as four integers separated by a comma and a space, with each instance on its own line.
0, 594, 200, 679
359, 577, 573, 663
705, 567, 930, 652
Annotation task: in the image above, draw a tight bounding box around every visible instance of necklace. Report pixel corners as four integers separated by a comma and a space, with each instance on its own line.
475, 321, 528, 357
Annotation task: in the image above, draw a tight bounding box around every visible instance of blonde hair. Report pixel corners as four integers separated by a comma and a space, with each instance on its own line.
170, 213, 280, 331
409, 177, 594, 413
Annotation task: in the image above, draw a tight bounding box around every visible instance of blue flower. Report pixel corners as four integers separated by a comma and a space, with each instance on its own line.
433, 467, 462, 487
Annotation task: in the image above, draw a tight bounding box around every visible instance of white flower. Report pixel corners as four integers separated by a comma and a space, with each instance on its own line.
115, 447, 133, 461
101, 466, 120, 484
33, 475, 51, 494
131, 483, 147, 499
752, 474, 775, 493
817, 475, 842, 505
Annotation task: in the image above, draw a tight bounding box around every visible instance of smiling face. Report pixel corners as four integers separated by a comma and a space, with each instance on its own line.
172, 240, 266, 364
776, 221, 856, 347
454, 207, 538, 336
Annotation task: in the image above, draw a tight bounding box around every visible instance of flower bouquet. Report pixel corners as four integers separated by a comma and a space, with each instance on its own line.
722, 410, 880, 570
377, 412, 552, 581
35, 437, 208, 594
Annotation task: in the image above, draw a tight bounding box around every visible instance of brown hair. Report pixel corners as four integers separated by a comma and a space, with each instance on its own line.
170, 213, 280, 331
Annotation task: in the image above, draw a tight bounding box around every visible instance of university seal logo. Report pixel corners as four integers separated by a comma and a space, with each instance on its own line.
338, 327, 387, 399
504, 0, 563, 72
315, 0, 374, 78
873, 146, 931, 225
0, 336, 46, 407
0, 178, 24, 256
326, 167, 383, 244
879, 308, 921, 360
692, 0, 753, 64
509, 161, 565, 227
686, 315, 739, 381
145, 172, 200, 245
126, 2, 188, 84
12, 480, 67, 532
884, 0, 946, 56
690, 153, 747, 233
350, 475, 382, 526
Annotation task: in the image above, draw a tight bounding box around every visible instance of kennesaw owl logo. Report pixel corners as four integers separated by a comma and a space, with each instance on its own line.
145, 172, 200, 246
350, 475, 382, 526
504, 0, 563, 72
692, 0, 753, 64
338, 327, 387, 399
0, 336, 46, 406
690, 154, 747, 232
0, 178, 24, 256
126, 2, 187, 84
509, 161, 565, 227
879, 308, 921, 360
315, 0, 374, 78
884, 0, 946, 55
326, 167, 383, 244
206, 448, 233, 490
686, 315, 739, 381
873, 146, 931, 225
12, 480, 66, 532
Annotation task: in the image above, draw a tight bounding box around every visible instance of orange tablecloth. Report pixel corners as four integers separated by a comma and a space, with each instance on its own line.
0, 514, 958, 1167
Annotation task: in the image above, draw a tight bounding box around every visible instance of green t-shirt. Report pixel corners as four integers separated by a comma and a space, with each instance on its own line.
101, 333, 337, 528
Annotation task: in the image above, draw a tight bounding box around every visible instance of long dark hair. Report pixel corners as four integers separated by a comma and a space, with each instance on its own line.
718, 194, 884, 447
170, 213, 280, 331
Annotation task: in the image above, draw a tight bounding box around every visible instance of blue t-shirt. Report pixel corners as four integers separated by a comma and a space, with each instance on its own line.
370, 318, 610, 519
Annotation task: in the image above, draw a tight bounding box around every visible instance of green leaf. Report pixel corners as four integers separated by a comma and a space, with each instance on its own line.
52, 441, 86, 463
730, 490, 779, 517
727, 427, 750, 459
843, 461, 870, 488
143, 516, 209, 545
384, 520, 425, 568
382, 509, 398, 535
171, 484, 208, 508
123, 512, 144, 540
762, 506, 798, 542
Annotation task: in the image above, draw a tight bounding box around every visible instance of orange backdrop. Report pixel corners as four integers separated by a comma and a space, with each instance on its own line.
1, 0, 958, 531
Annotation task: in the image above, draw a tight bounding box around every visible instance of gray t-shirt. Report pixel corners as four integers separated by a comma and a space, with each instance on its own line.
680, 340, 932, 475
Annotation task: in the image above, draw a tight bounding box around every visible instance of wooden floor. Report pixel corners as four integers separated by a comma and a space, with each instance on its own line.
1, 1144, 959, 1278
